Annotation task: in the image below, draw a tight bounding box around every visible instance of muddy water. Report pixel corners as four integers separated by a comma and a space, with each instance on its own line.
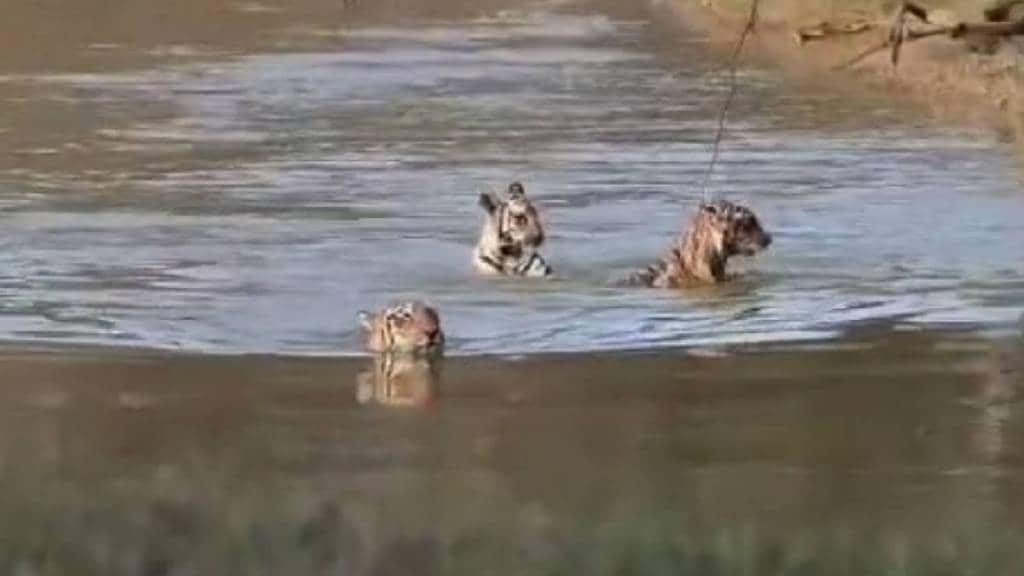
2, 0, 1024, 572
1, 330, 1023, 573
0, 0, 1022, 354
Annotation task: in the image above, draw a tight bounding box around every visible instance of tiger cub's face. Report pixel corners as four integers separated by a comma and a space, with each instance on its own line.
694, 200, 772, 257
478, 181, 546, 254
358, 302, 444, 354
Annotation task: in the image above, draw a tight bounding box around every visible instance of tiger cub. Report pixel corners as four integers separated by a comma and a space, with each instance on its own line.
630, 200, 772, 287
473, 182, 552, 277
358, 301, 445, 354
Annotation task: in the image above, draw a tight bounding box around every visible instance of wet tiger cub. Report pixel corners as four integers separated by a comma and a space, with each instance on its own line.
358, 301, 445, 354
473, 182, 552, 277
630, 200, 772, 287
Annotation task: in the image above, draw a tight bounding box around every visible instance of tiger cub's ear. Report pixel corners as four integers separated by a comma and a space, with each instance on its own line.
357, 311, 374, 332
478, 192, 499, 214
699, 202, 729, 222
699, 202, 718, 215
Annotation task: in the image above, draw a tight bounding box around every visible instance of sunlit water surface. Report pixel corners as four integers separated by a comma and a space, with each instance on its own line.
0, 1, 1022, 354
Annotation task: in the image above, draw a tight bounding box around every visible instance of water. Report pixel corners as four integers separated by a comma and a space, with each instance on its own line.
0, 0, 1021, 355
1, 330, 1022, 573
2, 2, 1024, 572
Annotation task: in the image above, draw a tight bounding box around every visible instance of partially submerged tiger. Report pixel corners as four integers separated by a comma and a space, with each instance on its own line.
358, 301, 445, 354
630, 200, 772, 287
473, 181, 552, 278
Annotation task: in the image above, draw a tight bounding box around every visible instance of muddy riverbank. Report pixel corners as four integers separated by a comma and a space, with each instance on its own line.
668, 0, 1024, 140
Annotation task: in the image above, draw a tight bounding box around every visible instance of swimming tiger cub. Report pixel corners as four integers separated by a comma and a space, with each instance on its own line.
473, 181, 552, 277
357, 301, 445, 354
629, 200, 772, 287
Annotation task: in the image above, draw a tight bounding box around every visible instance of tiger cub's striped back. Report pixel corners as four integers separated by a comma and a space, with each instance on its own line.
628, 200, 772, 287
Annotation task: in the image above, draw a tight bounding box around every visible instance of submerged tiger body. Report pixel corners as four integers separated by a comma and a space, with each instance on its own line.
631, 200, 772, 287
473, 182, 552, 278
358, 301, 445, 354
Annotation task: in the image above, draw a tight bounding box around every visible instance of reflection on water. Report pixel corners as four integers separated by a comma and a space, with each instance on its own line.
966, 341, 1023, 464
0, 0, 1021, 354
1, 329, 1022, 573
356, 353, 441, 407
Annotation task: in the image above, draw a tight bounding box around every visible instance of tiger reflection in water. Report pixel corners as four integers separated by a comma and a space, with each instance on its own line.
356, 352, 441, 408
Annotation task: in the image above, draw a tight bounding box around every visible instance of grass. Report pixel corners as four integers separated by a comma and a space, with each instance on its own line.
2, 451, 1024, 575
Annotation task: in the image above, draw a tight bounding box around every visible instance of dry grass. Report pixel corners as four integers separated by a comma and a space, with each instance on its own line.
3, 450, 1024, 576
3, 469, 1023, 576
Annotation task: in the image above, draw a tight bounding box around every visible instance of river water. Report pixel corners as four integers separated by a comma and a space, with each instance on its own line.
1, 330, 1022, 574
2, 1, 1024, 573
1, 0, 1022, 355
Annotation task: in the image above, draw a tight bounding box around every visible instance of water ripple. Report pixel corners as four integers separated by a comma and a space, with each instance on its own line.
0, 6, 1021, 354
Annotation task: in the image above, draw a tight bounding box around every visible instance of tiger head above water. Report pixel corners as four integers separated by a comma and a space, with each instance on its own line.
631, 199, 772, 287
473, 181, 552, 278
358, 301, 445, 354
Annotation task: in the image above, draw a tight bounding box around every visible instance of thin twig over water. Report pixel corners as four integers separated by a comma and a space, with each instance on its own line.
700, 0, 760, 202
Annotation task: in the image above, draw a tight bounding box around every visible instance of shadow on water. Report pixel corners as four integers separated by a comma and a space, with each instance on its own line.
0, 328, 1022, 574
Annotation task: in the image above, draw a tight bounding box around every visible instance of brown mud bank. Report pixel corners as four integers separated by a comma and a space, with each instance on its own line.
668, 0, 1024, 140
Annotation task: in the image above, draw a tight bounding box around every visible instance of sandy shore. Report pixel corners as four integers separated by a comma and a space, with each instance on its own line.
667, 0, 1024, 139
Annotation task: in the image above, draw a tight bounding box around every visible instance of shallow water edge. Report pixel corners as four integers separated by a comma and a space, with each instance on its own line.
1, 327, 1022, 574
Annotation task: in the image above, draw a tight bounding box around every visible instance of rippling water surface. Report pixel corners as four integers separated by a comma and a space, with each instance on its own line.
3, 3, 1024, 573
0, 0, 1022, 354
